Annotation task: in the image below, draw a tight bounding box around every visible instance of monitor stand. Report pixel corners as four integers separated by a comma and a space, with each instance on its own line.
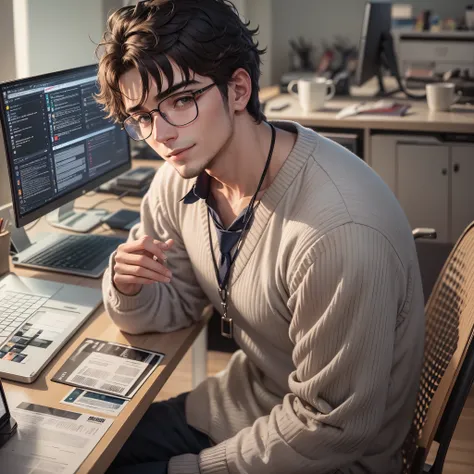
374, 32, 426, 101
46, 201, 110, 233
375, 69, 401, 98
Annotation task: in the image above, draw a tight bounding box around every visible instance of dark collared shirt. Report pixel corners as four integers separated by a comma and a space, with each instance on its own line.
181, 172, 250, 287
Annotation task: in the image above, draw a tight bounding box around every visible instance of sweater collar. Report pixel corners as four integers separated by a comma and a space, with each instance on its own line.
180, 171, 211, 204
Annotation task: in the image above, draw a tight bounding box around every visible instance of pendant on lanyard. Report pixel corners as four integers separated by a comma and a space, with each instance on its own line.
219, 288, 233, 339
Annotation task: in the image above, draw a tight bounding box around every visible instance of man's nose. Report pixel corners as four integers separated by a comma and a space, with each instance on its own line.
152, 112, 177, 144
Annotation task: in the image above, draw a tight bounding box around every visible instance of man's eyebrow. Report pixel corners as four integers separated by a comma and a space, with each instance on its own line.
125, 79, 200, 115
155, 79, 200, 101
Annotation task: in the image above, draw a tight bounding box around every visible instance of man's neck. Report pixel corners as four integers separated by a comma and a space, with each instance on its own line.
203, 118, 296, 228
205, 118, 279, 205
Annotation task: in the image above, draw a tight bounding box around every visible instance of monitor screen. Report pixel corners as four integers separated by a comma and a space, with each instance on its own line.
0, 65, 130, 227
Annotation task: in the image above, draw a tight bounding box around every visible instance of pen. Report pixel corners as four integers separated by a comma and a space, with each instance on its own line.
270, 103, 290, 112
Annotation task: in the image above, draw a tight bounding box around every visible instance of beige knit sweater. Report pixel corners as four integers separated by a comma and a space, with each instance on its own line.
103, 121, 425, 474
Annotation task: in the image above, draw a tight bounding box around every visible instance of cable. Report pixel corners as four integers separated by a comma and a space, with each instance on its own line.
24, 217, 42, 231
119, 196, 142, 207
396, 74, 427, 101
379, 32, 427, 101
89, 191, 130, 210
75, 191, 130, 211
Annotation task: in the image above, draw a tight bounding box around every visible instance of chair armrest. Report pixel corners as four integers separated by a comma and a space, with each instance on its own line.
413, 228, 437, 240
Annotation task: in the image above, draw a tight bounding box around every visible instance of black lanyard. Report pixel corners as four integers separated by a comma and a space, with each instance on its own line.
207, 123, 276, 339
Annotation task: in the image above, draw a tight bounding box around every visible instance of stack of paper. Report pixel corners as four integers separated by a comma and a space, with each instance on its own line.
336, 101, 411, 119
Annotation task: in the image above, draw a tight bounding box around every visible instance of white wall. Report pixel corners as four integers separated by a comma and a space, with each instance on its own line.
0, 0, 16, 206
271, 0, 470, 83
103, 0, 123, 25
26, 0, 104, 76
245, 0, 273, 87
0, 2, 17, 83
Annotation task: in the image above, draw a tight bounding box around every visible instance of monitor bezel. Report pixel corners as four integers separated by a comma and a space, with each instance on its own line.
0, 64, 131, 229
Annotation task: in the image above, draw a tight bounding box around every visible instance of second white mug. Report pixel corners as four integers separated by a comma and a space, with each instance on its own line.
288, 78, 336, 112
426, 83, 462, 112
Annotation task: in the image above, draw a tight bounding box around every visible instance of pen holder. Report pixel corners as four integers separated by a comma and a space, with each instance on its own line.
0, 232, 11, 276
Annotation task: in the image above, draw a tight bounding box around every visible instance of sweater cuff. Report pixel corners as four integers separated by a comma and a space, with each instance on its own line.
168, 453, 200, 474
199, 441, 229, 474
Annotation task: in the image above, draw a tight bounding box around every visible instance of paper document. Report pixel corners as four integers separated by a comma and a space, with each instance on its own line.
0, 402, 113, 474
52, 339, 165, 398
336, 100, 411, 118
62, 388, 128, 415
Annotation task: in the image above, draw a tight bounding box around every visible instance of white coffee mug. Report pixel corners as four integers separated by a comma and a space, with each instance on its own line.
426, 83, 462, 112
287, 78, 336, 112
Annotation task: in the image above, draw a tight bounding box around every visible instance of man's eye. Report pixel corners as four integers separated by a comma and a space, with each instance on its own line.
136, 114, 152, 125
174, 96, 194, 108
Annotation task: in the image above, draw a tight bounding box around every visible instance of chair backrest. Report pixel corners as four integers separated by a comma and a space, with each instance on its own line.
402, 221, 474, 473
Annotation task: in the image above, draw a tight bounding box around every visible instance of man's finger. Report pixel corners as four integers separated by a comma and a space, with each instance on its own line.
114, 263, 171, 283
119, 236, 169, 261
116, 253, 171, 276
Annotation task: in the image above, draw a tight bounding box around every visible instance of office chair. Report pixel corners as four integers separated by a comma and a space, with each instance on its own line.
402, 221, 474, 473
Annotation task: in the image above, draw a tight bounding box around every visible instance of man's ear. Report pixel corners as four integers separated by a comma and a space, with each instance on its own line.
228, 68, 252, 113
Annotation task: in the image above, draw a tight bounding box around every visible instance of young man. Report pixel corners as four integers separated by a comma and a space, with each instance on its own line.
97, 1, 425, 473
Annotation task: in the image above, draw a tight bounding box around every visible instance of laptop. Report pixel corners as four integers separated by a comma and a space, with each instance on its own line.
0, 273, 102, 383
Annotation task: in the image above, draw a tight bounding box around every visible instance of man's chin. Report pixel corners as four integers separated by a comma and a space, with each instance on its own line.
172, 158, 212, 180
173, 163, 205, 180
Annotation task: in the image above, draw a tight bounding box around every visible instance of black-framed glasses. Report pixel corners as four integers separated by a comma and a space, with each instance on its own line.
123, 82, 217, 141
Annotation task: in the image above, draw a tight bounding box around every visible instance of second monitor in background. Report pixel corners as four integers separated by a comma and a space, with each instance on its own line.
130, 139, 164, 161
355, 1, 426, 100
98, 166, 157, 197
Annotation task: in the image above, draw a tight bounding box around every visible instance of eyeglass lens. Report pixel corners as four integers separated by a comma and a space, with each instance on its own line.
124, 93, 199, 140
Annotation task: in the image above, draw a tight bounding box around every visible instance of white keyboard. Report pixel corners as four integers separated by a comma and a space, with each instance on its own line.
0, 291, 48, 346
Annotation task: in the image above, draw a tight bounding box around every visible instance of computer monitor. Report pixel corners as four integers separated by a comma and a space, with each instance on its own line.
0, 64, 131, 232
355, 1, 425, 100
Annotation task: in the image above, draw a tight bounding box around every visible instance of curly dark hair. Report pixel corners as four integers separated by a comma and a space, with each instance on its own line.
95, 0, 266, 124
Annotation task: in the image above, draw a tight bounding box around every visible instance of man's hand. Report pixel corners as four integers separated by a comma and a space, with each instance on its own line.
113, 236, 174, 296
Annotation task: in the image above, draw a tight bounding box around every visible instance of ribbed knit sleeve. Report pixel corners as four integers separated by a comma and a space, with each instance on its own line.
172, 223, 407, 474
102, 168, 210, 335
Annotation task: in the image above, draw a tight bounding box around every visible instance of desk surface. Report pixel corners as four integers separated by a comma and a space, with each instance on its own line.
262, 83, 474, 134
2, 160, 210, 474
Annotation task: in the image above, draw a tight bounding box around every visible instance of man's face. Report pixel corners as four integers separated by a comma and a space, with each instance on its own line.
119, 63, 233, 179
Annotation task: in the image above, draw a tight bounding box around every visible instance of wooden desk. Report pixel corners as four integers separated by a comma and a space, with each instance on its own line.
2, 159, 211, 474
262, 78, 474, 134
264, 92, 474, 135
263, 80, 474, 165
